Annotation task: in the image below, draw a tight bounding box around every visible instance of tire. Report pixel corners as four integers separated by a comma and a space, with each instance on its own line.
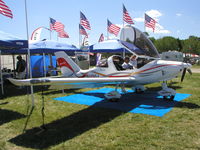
109, 98, 119, 102
163, 95, 174, 101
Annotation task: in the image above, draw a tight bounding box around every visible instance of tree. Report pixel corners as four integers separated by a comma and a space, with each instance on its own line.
182, 36, 200, 54
149, 37, 156, 44
177, 38, 183, 51
143, 32, 149, 36
154, 36, 179, 52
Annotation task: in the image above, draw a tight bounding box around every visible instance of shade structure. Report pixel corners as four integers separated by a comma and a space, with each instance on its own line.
0, 31, 28, 50
1, 40, 82, 55
89, 39, 144, 55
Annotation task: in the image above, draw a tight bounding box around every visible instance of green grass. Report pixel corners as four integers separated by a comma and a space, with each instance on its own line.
191, 64, 200, 69
0, 74, 200, 150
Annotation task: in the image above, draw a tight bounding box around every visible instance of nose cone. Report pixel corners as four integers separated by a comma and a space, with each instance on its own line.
182, 62, 192, 69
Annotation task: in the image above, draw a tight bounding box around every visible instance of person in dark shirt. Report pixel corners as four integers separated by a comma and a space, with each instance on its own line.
16, 55, 26, 79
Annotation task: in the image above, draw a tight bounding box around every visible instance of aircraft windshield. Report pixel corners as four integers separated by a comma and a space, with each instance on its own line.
120, 26, 160, 58
134, 28, 159, 58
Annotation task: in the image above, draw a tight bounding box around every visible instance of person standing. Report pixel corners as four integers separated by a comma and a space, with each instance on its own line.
16, 55, 26, 79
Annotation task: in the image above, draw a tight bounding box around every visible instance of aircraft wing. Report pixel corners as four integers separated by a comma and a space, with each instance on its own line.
8, 77, 136, 87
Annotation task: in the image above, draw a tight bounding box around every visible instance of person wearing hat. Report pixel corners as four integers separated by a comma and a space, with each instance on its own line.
16, 55, 26, 79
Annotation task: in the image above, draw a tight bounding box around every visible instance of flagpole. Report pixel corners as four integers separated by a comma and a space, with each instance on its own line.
79, 24, 82, 48
107, 19, 109, 40
79, 12, 82, 48
144, 13, 146, 33
122, 4, 125, 58
49, 18, 52, 40
24, 0, 34, 100
24, 0, 35, 132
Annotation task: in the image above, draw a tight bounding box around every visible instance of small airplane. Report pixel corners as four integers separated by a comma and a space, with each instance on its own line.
8, 25, 192, 101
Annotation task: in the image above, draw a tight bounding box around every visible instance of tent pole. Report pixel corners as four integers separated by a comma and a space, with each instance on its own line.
12, 55, 16, 77
43, 53, 46, 77
0, 50, 4, 95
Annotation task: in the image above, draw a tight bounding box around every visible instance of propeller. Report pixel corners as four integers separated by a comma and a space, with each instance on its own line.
181, 68, 187, 82
181, 68, 192, 82
187, 68, 192, 75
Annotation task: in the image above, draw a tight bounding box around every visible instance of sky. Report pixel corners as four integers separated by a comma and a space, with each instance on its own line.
0, 0, 199, 47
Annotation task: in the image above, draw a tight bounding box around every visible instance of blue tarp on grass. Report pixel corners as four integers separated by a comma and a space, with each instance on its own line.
54, 88, 191, 117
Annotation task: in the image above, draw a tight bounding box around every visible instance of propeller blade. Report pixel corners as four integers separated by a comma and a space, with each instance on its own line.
187, 68, 192, 75
181, 68, 187, 82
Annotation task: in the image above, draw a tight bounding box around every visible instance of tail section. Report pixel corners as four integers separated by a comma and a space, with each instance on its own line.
55, 51, 81, 77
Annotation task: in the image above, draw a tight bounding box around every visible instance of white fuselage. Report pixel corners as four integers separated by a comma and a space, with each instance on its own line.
76, 58, 188, 87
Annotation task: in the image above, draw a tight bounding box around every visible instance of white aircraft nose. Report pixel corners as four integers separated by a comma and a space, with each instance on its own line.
182, 62, 192, 69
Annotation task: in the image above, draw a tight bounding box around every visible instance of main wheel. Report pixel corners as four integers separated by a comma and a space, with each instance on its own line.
163, 95, 174, 101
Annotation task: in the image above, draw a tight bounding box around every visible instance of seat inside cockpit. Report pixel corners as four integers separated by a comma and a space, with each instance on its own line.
112, 55, 125, 71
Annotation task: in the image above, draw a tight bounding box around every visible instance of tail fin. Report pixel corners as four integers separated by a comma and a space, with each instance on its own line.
55, 51, 80, 77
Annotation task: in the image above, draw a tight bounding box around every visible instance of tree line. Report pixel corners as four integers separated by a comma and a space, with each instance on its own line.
148, 35, 200, 54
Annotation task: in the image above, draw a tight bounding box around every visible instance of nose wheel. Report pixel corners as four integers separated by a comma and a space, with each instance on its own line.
158, 82, 176, 101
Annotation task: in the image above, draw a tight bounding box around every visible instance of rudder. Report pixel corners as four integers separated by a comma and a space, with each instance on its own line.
55, 51, 80, 77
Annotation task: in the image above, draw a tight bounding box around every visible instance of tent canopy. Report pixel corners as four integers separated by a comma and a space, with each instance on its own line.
1, 39, 82, 55
0, 31, 28, 50
89, 39, 144, 55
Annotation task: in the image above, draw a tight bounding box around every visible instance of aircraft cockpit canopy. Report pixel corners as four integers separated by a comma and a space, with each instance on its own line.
120, 25, 160, 58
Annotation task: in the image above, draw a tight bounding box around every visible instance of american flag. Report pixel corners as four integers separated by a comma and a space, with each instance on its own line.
80, 11, 91, 30
79, 24, 88, 37
0, 0, 13, 18
145, 13, 156, 32
107, 19, 121, 36
50, 18, 65, 32
98, 33, 104, 42
58, 31, 69, 38
123, 4, 134, 24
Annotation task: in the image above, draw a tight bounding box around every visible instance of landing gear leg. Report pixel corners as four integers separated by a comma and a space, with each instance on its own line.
120, 83, 126, 93
158, 82, 176, 101
132, 85, 146, 94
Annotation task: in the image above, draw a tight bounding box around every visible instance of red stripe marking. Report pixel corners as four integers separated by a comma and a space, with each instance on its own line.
57, 58, 75, 73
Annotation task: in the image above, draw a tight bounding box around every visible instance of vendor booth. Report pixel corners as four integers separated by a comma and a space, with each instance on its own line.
0, 31, 28, 95
0, 32, 82, 94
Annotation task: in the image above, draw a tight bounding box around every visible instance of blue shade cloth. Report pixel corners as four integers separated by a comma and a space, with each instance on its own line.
0, 30, 28, 51
31, 55, 57, 77
54, 88, 191, 117
84, 88, 133, 94
55, 94, 103, 105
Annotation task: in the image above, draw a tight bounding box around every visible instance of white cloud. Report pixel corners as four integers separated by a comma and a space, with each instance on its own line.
155, 23, 171, 34
146, 23, 171, 34
146, 9, 162, 21
134, 9, 162, 23
134, 17, 144, 22
176, 13, 182, 17
177, 30, 181, 33
115, 24, 123, 28
143, 10, 170, 34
